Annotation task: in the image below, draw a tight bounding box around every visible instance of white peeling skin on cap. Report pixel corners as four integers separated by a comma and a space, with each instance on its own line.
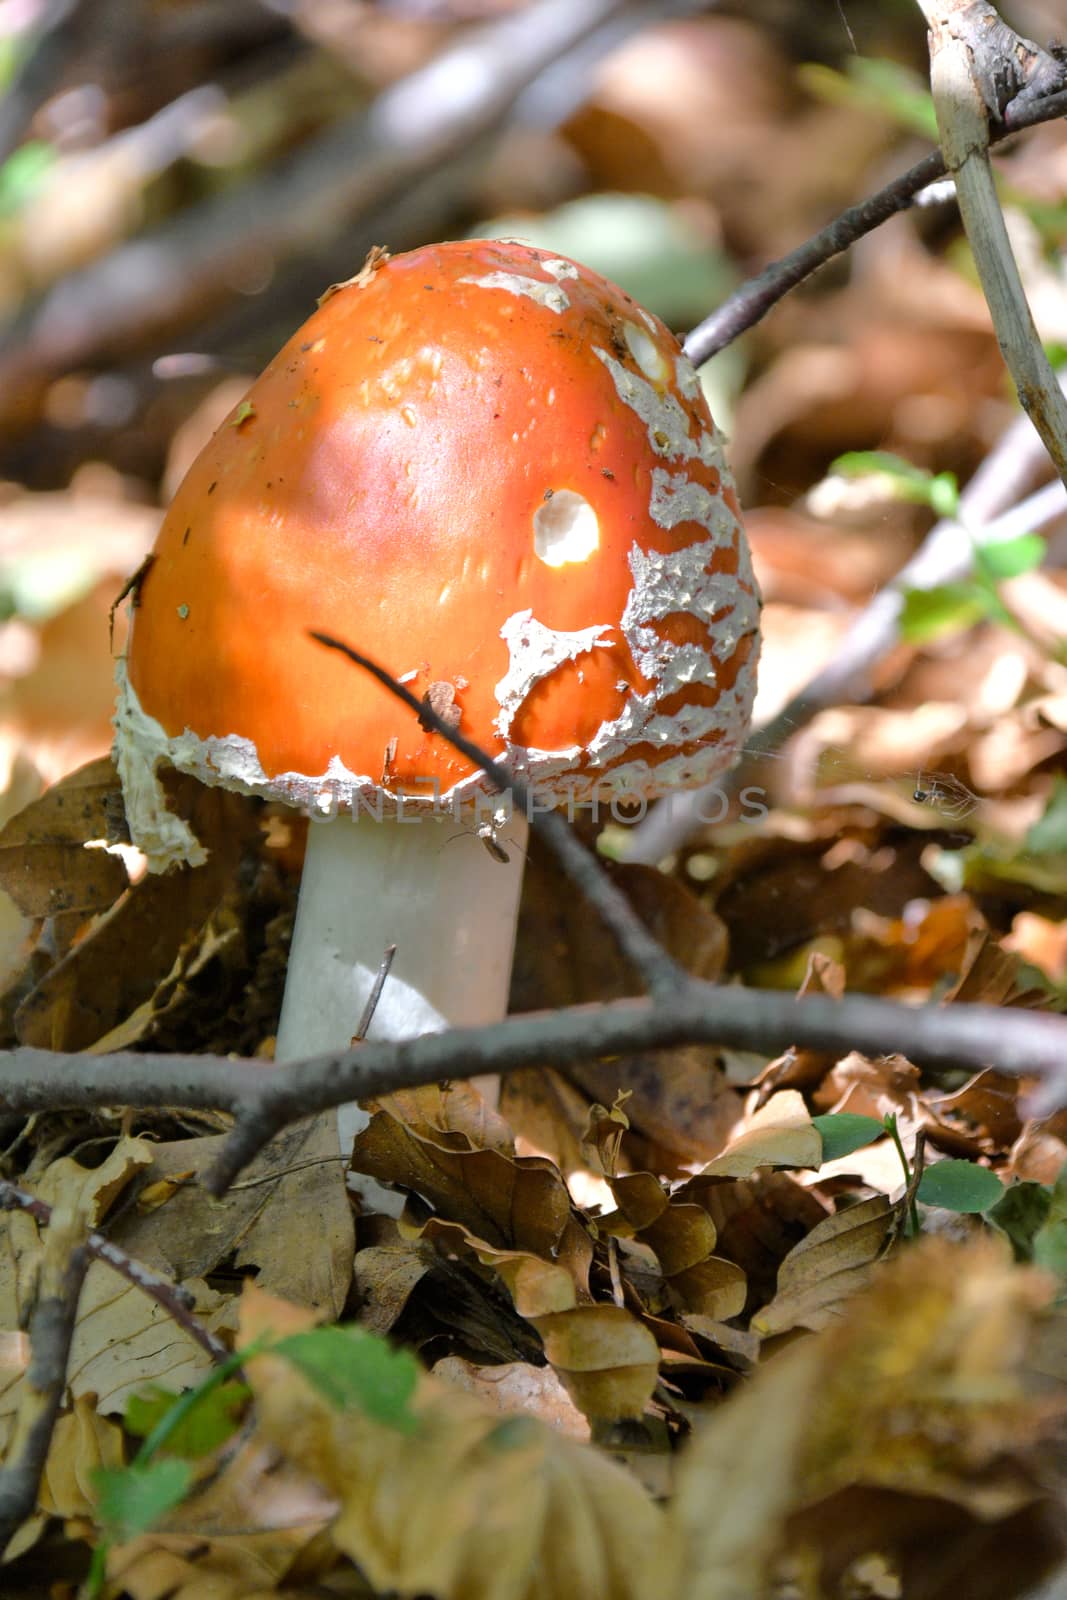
541, 258, 580, 282
113, 657, 209, 872
459, 271, 570, 314
649, 467, 739, 543
594, 346, 728, 475
494, 610, 613, 741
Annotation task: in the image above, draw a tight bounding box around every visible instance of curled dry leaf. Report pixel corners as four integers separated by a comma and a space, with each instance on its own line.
600, 1170, 747, 1320
240, 1285, 674, 1600
407, 1210, 659, 1425
673, 1238, 1062, 1600
351, 1092, 572, 1257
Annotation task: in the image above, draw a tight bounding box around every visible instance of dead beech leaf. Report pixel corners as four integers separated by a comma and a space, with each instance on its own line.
108, 1125, 353, 1320
409, 1211, 657, 1424
351, 1099, 572, 1257
700, 1090, 821, 1178
507, 842, 739, 1167
753, 1194, 895, 1336
105, 1433, 339, 1600
0, 1392, 125, 1562
434, 1356, 590, 1440
15, 779, 258, 1050
241, 1285, 673, 1600
0, 755, 127, 916
674, 1238, 1060, 1600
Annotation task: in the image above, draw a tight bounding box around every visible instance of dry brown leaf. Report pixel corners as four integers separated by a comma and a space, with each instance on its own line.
0, 755, 127, 916
700, 1091, 821, 1178
109, 1125, 353, 1320
752, 1195, 895, 1337
352, 1095, 572, 1257
674, 1238, 1061, 1599
240, 1285, 673, 1600
433, 1356, 590, 1440
507, 843, 739, 1168
408, 1211, 657, 1424
15, 778, 258, 1050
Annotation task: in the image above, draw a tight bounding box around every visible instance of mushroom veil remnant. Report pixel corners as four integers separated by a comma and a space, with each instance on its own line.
114, 238, 761, 1180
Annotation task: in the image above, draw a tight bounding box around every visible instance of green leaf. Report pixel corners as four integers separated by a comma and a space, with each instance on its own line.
94, 1459, 195, 1541
974, 533, 1046, 581
928, 472, 962, 519
899, 583, 989, 642
125, 1381, 249, 1458
916, 1160, 1004, 1213
273, 1326, 420, 1432
988, 1182, 1053, 1261
812, 1113, 886, 1163
1033, 1162, 1067, 1280
1026, 779, 1067, 855
801, 58, 938, 140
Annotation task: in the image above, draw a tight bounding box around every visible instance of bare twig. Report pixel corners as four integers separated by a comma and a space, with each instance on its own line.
0, 1203, 89, 1552
353, 944, 397, 1044
0, 1180, 228, 1365
310, 631, 686, 1000
918, 0, 1067, 483
0, 984, 1064, 1192
683, 81, 1067, 367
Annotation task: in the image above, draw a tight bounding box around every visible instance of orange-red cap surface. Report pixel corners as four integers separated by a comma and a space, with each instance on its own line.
116, 239, 760, 864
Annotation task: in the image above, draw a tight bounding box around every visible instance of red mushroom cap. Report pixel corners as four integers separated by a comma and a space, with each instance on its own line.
116, 239, 760, 862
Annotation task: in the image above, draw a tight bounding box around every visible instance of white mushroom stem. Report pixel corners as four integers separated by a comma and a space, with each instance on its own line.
274, 807, 529, 1207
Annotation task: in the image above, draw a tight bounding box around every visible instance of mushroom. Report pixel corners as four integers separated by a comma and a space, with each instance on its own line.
113, 239, 760, 1163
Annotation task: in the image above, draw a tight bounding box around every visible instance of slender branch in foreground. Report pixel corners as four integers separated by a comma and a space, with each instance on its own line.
0, 1180, 228, 1365
309, 631, 686, 1000
0, 986, 1064, 1192
0, 1204, 89, 1553
683, 81, 1067, 367
920, 0, 1067, 484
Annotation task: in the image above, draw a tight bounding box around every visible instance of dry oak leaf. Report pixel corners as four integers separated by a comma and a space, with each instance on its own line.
240, 1284, 673, 1600
672, 1237, 1061, 1600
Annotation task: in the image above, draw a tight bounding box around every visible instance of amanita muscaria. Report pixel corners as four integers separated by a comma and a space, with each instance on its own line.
115, 239, 760, 1136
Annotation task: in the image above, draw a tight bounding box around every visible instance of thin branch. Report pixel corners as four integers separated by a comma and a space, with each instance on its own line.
0, 0, 668, 421
0, 1180, 228, 1365
354, 944, 397, 1044
0, 983, 1065, 1192
683, 82, 1067, 367
310, 632, 686, 999
919, 0, 1067, 484
0, 1204, 89, 1552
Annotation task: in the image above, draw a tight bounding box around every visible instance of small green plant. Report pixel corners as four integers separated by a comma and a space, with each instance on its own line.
828, 449, 1046, 643
814, 1109, 1004, 1234
86, 1323, 421, 1594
